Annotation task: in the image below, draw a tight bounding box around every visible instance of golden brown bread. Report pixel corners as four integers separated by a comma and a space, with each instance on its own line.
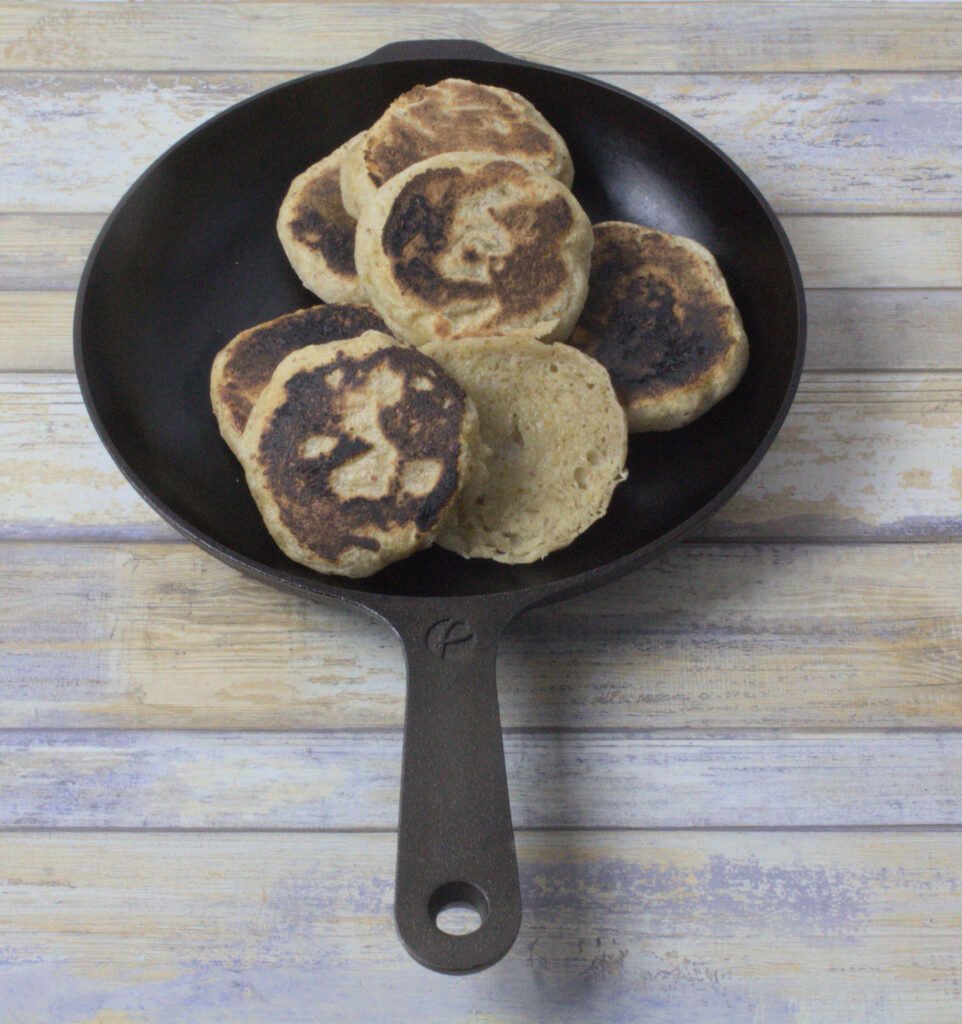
421, 334, 627, 563
238, 331, 480, 577
210, 304, 389, 456
277, 133, 369, 304
341, 78, 573, 218
355, 152, 592, 348
569, 222, 749, 432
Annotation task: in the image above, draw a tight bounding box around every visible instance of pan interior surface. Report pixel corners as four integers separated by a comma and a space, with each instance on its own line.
78, 56, 802, 601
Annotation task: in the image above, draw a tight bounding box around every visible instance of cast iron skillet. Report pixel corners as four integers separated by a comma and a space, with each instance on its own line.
75, 39, 805, 974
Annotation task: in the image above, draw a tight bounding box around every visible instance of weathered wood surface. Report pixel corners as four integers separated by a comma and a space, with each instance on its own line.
0, 292, 75, 371
3, 372, 961, 540
2, 729, 961, 828
4, 213, 961, 292
804, 290, 962, 372
2, 2, 962, 1019
2, 3, 959, 72
3, 541, 961, 730
1, 831, 961, 1024
0, 215, 95, 289
3, 73, 960, 213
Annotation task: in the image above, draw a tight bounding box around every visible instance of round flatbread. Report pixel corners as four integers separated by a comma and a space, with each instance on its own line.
277, 133, 369, 304
340, 78, 573, 218
355, 151, 592, 348
239, 331, 480, 577
421, 334, 627, 563
569, 222, 749, 432
210, 303, 389, 456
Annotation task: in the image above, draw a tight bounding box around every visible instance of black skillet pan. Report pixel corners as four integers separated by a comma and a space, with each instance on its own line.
75, 39, 805, 974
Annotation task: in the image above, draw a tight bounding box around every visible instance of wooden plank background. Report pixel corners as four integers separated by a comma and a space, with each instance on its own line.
1, 2, 961, 1022
4, 541, 961, 730
2, 832, 960, 1024
3, 73, 961, 214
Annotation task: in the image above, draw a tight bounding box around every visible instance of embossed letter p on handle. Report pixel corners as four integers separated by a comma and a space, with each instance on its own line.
386, 601, 523, 973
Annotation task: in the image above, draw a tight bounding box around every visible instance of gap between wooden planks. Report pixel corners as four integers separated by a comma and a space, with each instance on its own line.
0, 3, 959, 72
2, 373, 961, 541
2, 72, 959, 214
3, 540, 960, 730
0, 831, 960, 1023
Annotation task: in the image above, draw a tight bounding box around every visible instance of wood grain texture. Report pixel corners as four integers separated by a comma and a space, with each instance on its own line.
0, 292, 75, 371
0, 214, 95, 289
1, 4, 961, 1015
3, 372, 961, 541
703, 373, 962, 540
2, 72, 960, 214
782, 216, 962, 289
3, 213, 961, 292
805, 289, 962, 372
3, 540, 961, 730
2, 729, 961, 828
1, 831, 961, 1024
0, 374, 161, 536
1, 3, 959, 72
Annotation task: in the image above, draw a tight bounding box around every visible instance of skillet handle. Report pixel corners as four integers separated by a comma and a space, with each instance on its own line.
351, 39, 528, 66
379, 597, 524, 973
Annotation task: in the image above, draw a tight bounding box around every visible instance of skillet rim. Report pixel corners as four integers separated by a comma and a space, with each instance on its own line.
73, 42, 807, 613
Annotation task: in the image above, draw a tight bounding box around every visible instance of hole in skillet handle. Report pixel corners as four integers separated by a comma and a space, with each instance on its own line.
430, 881, 489, 936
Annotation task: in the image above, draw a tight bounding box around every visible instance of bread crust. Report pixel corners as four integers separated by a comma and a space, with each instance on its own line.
277, 133, 370, 304
210, 304, 390, 456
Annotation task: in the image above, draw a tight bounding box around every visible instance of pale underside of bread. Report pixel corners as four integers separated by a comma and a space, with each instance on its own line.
277, 132, 369, 305
239, 331, 478, 577
421, 334, 628, 563
354, 151, 592, 349
340, 78, 573, 219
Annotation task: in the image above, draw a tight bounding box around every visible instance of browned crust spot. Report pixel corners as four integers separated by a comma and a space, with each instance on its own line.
366, 81, 556, 188
380, 161, 574, 324
255, 346, 467, 563
219, 305, 388, 435
571, 226, 737, 402
288, 162, 358, 277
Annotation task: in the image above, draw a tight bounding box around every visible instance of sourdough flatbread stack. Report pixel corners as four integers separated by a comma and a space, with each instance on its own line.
211, 76, 748, 577
341, 82, 620, 566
